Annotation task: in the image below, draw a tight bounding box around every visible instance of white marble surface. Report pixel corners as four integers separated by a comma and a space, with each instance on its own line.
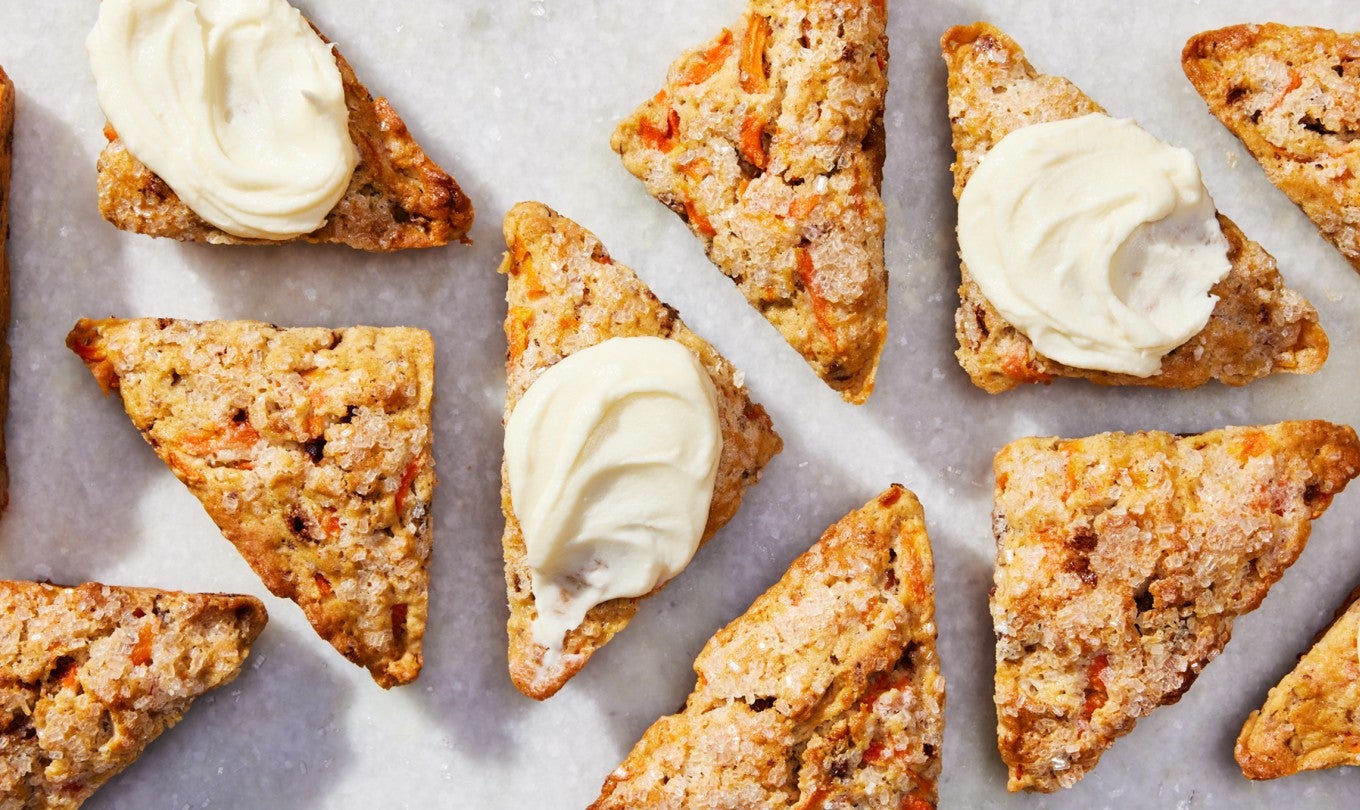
1, 1, 1358, 807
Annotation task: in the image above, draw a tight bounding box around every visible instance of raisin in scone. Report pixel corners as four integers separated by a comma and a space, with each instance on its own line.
991, 421, 1360, 791
68, 319, 433, 688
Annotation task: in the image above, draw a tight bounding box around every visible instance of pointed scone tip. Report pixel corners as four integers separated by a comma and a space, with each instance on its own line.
991, 420, 1360, 792
0, 580, 265, 807
590, 485, 943, 809
1236, 585, 1360, 779
942, 22, 1327, 394
1183, 23, 1360, 274
96, 20, 473, 250
66, 318, 434, 689
498, 201, 782, 700
0, 66, 11, 512
612, 1, 889, 404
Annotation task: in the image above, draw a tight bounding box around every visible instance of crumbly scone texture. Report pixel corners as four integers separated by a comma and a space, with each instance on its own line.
591, 485, 943, 809
0, 580, 266, 810
1235, 586, 1360, 779
499, 201, 783, 700
612, 0, 889, 404
1184, 24, 1360, 273
991, 421, 1360, 792
942, 23, 1327, 394
0, 66, 12, 512
66, 318, 434, 689
95, 26, 473, 250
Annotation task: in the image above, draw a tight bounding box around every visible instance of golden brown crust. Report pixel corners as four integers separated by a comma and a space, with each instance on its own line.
0, 580, 266, 810
498, 201, 782, 700
612, 0, 889, 404
1184, 24, 1360, 273
1236, 587, 1360, 779
0, 66, 12, 513
591, 485, 943, 809
991, 421, 1360, 792
66, 318, 433, 688
96, 26, 473, 251
942, 23, 1327, 394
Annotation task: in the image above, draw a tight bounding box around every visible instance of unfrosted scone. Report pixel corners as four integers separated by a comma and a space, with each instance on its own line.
94, 9, 473, 250
991, 421, 1360, 791
1183, 24, 1360, 273
0, 580, 266, 809
591, 485, 943, 809
0, 65, 12, 512
612, 0, 889, 404
499, 202, 782, 700
67, 318, 433, 688
1236, 586, 1360, 779
943, 23, 1327, 394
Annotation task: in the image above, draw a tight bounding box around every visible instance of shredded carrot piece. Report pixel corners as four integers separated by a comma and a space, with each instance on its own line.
796, 248, 838, 350
679, 29, 734, 86
394, 453, 424, 515
1235, 430, 1269, 463
1083, 653, 1110, 720
678, 157, 712, 181
130, 625, 154, 667
639, 107, 681, 152
506, 306, 534, 363
102, 123, 118, 142
685, 200, 717, 238
740, 113, 767, 170
180, 418, 260, 456
787, 194, 818, 220
739, 16, 770, 94
323, 511, 341, 537
314, 573, 333, 598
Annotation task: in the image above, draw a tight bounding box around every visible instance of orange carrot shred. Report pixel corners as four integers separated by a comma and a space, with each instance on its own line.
684, 200, 717, 238
796, 248, 838, 350
679, 29, 734, 86
394, 453, 424, 515
740, 113, 767, 170
739, 16, 770, 94
131, 625, 154, 667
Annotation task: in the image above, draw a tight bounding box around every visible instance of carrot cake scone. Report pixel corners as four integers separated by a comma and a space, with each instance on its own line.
499, 202, 782, 700
943, 23, 1326, 394
612, 0, 889, 404
67, 318, 433, 688
591, 485, 943, 809
0, 580, 266, 809
991, 421, 1360, 791
1184, 24, 1360, 273
87, 0, 473, 250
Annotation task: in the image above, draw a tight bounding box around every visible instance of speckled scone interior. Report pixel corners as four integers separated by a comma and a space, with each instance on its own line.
612, 0, 889, 404
498, 201, 783, 700
991, 421, 1360, 792
0, 66, 13, 512
591, 485, 943, 810
1236, 586, 1360, 779
0, 580, 266, 810
942, 22, 1327, 394
96, 23, 473, 250
67, 318, 434, 689
1184, 24, 1360, 273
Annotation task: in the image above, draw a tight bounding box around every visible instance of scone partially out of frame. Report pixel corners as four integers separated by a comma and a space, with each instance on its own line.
942, 23, 1327, 394
67, 318, 434, 689
1183, 24, 1360, 274
0, 580, 266, 809
0, 65, 12, 512
991, 421, 1360, 792
591, 485, 943, 809
96, 14, 473, 250
499, 202, 782, 700
1236, 586, 1360, 779
612, 0, 889, 404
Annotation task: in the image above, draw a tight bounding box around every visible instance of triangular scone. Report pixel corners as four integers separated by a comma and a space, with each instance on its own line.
1236, 586, 1360, 779
0, 66, 12, 511
66, 319, 433, 688
991, 421, 1360, 792
1184, 24, 1360, 274
96, 21, 473, 250
611, 1, 889, 404
592, 485, 943, 809
499, 202, 783, 700
0, 580, 266, 808
942, 23, 1327, 394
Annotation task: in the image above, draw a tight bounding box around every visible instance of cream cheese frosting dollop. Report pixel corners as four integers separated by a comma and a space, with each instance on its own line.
87, 0, 358, 240
957, 113, 1232, 377
504, 336, 722, 655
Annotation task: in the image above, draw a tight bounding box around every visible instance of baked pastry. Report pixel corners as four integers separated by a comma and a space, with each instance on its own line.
0, 66, 11, 512
67, 318, 433, 688
1236, 586, 1360, 779
0, 580, 266, 809
94, 10, 473, 250
612, 0, 888, 404
991, 421, 1360, 791
591, 485, 943, 809
942, 23, 1327, 394
1183, 24, 1360, 273
499, 202, 782, 700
